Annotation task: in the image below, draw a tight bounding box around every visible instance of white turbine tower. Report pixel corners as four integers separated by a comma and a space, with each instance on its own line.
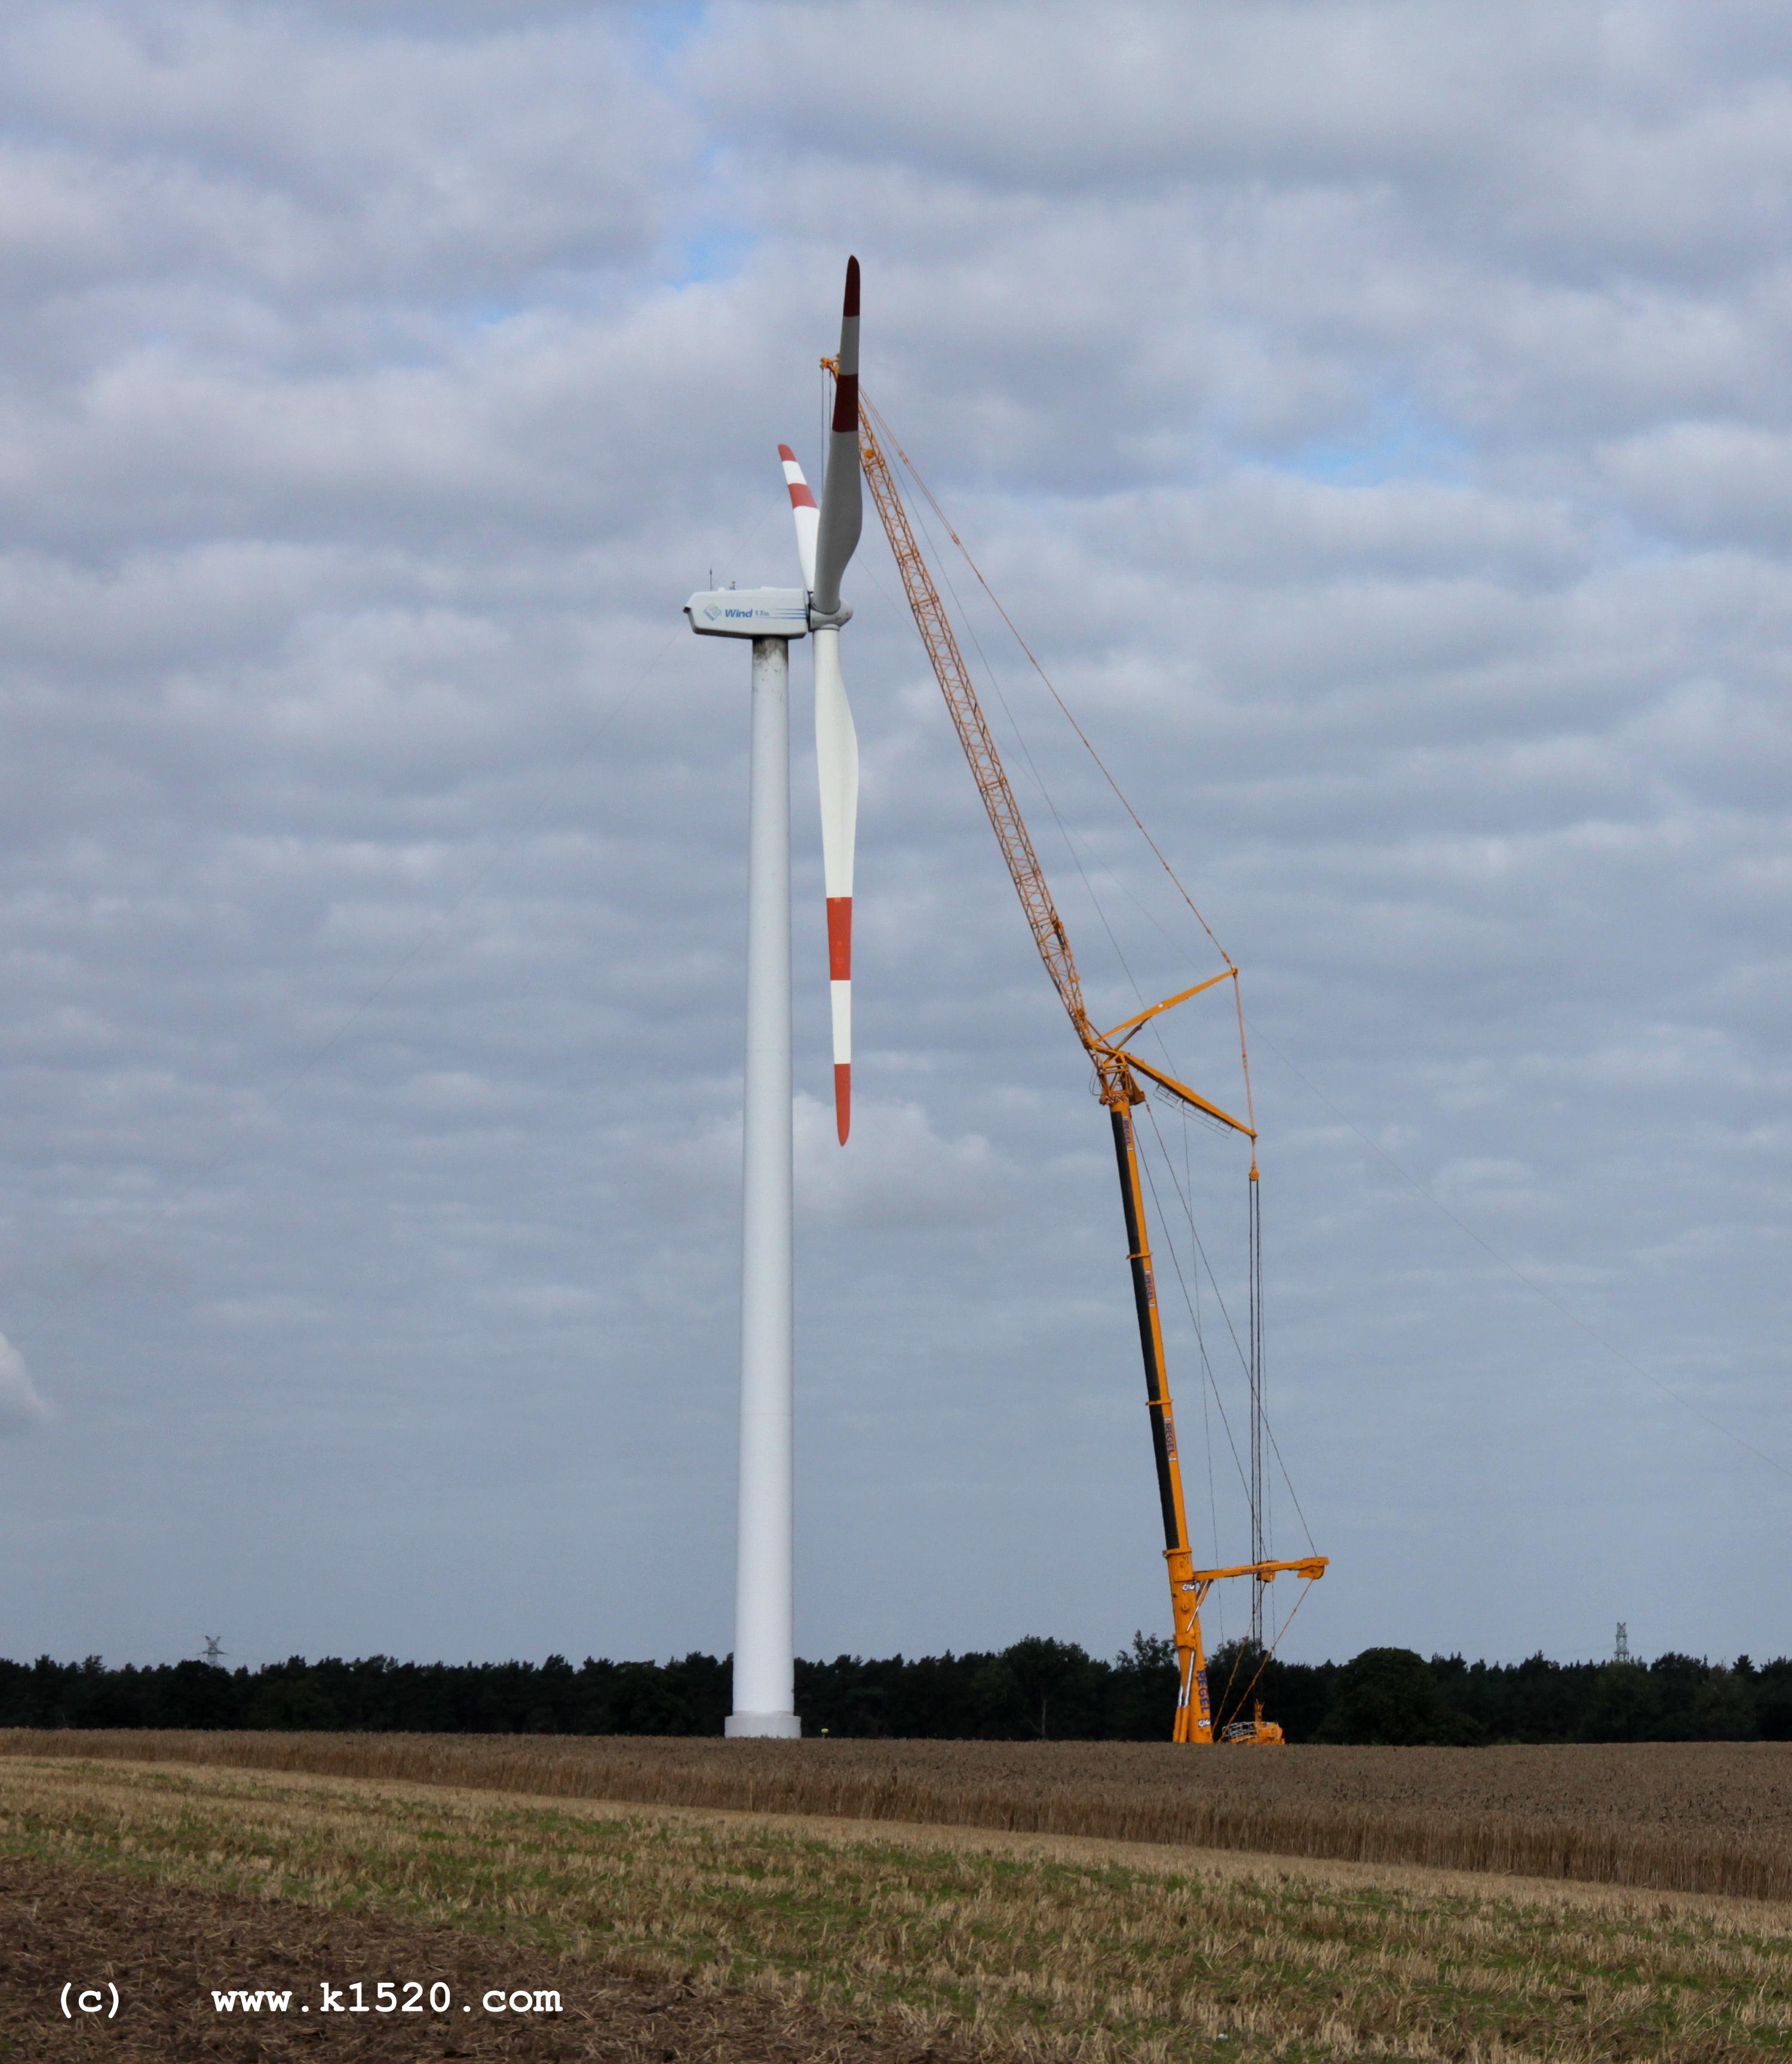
683, 257, 863, 1740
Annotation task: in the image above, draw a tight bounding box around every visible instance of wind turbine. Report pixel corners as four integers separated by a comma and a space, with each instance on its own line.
683, 257, 863, 1740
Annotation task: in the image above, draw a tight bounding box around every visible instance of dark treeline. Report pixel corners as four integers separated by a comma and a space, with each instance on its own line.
2, 1639, 1787, 1743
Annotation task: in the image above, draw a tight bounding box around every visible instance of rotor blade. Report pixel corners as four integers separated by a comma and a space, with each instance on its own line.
813, 622, 858, 1143
778, 444, 819, 591
811, 255, 861, 618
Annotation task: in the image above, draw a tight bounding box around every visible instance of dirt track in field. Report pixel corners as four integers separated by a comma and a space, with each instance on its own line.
0, 1856, 975, 2063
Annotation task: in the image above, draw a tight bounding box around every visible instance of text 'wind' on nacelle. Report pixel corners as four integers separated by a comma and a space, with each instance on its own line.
684, 590, 811, 639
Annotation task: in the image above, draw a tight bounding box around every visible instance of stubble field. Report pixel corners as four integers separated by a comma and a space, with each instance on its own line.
5, 1730, 1791, 1902
2, 1753, 1791, 2063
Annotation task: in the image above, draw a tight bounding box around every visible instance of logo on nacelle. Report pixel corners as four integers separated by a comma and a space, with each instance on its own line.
683, 587, 811, 639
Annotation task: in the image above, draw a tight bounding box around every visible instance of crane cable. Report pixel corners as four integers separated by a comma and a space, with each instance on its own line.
1136, 1129, 1253, 1511
892, 431, 1302, 1593
873, 388, 1791, 1493
1213, 1575, 1321, 1737
867, 392, 1263, 1155
864, 398, 1234, 968
860, 389, 1317, 1668
867, 389, 1262, 1149
1142, 1094, 1318, 1553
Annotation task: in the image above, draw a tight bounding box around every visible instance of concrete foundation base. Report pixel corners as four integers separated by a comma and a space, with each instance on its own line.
724, 1712, 802, 1739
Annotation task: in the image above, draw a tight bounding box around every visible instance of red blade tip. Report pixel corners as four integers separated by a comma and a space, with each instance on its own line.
834, 1063, 851, 1145
843, 255, 860, 318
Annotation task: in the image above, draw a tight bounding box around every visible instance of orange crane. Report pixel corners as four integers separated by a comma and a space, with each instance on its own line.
846, 385, 1327, 1743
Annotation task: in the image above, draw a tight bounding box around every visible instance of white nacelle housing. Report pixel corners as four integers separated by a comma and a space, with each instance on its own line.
685, 588, 809, 639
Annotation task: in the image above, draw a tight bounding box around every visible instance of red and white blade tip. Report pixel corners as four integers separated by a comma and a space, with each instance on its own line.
778, 446, 817, 509
827, 895, 851, 1145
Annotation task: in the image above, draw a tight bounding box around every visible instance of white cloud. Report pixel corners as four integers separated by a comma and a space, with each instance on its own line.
0, 1335, 50, 1434
0, 0, 1785, 1672
794, 1093, 1007, 1228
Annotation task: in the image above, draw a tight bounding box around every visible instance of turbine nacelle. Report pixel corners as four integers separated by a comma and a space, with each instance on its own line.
686, 257, 863, 1148
685, 588, 811, 639
684, 257, 864, 1744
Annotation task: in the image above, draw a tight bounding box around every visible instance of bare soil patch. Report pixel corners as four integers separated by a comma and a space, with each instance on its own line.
0, 1853, 976, 2063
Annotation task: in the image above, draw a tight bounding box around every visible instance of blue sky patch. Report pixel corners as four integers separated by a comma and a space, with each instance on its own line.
1271, 398, 1471, 486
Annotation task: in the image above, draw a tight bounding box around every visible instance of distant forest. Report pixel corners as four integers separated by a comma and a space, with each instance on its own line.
2, 1639, 1788, 1743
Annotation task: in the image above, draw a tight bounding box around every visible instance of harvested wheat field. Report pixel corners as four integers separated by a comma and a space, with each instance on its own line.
4, 1755, 1792, 2062
6, 1729, 1792, 1902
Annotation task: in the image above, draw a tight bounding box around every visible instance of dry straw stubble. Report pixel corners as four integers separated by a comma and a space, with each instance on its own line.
7, 1755, 1792, 2064
5, 1731, 1792, 1902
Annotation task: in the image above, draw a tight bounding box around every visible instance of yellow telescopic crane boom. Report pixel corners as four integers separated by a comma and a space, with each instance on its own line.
851, 391, 1325, 1741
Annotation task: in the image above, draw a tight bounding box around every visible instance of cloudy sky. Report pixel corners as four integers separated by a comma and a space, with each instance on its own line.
0, 0, 1787, 1681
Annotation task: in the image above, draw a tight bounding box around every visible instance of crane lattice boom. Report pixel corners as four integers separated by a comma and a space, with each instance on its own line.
859, 407, 1090, 1039
847, 384, 1327, 1742
855, 395, 1253, 1137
